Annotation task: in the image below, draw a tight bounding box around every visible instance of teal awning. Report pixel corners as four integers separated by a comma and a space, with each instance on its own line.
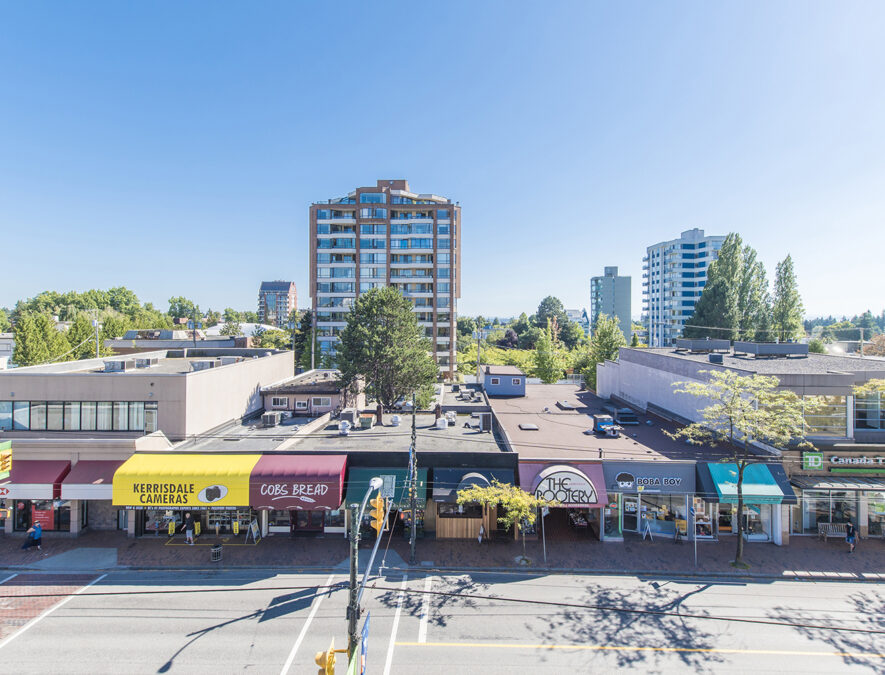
345, 467, 428, 509
703, 463, 793, 505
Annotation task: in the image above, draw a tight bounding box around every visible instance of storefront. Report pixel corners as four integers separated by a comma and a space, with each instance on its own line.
789, 450, 885, 538
518, 463, 607, 540
249, 454, 347, 536
343, 467, 428, 539
601, 461, 696, 541
113, 453, 258, 537
696, 463, 796, 544
60, 460, 124, 533
7, 459, 72, 533
430, 468, 514, 539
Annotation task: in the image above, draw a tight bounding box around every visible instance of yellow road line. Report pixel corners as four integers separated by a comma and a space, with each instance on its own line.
395, 641, 885, 659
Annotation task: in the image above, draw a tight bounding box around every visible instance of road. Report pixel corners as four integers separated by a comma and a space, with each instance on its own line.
1, 568, 883, 673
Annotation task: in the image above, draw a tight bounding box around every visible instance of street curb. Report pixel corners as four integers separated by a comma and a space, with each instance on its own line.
1, 563, 881, 584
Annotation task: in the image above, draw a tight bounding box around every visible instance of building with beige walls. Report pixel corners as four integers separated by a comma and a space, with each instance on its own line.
0, 348, 293, 536
309, 179, 461, 377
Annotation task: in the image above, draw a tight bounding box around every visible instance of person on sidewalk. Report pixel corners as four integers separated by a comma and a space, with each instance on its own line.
846, 522, 857, 554
21, 526, 35, 550
478, 523, 486, 545
32, 522, 43, 551
181, 512, 196, 545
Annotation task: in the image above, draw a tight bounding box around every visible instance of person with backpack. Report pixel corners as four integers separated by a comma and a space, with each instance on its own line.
846, 521, 857, 554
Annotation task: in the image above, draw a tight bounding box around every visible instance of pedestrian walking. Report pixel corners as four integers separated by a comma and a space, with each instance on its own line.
181, 512, 196, 545
478, 523, 486, 545
33, 522, 43, 551
846, 522, 857, 553
21, 526, 35, 550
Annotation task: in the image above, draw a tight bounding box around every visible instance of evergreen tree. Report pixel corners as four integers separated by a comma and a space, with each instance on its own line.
66, 313, 98, 360
34, 313, 71, 362
582, 313, 627, 390
337, 287, 437, 408
13, 313, 49, 366
630, 332, 640, 347
0, 309, 10, 333
534, 296, 568, 330
771, 255, 804, 341
533, 320, 566, 384
294, 310, 315, 369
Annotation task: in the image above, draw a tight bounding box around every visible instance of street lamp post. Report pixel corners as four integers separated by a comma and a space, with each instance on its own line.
348, 475, 383, 659
409, 392, 418, 566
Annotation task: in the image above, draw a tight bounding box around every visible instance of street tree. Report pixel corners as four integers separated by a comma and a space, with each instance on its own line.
771, 255, 804, 342
456, 479, 557, 563
337, 287, 438, 409
582, 313, 626, 390
666, 369, 812, 567
533, 320, 566, 384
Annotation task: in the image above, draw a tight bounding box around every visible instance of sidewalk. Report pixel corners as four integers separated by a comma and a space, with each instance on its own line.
2, 530, 883, 581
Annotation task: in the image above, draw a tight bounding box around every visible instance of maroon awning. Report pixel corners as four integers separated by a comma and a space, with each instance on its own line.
61, 460, 123, 500
10, 460, 71, 499
249, 455, 347, 510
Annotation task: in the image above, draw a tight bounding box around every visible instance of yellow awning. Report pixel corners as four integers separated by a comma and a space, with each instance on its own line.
113, 454, 260, 508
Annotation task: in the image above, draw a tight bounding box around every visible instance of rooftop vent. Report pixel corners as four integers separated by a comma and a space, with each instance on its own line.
518, 423, 539, 431
733, 341, 809, 359
135, 357, 159, 369
674, 338, 731, 354
191, 360, 217, 372
104, 359, 136, 372
557, 400, 577, 410
708, 353, 724, 364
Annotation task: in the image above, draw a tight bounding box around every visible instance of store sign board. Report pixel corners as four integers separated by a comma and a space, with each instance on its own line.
602, 462, 696, 494
803, 451, 885, 470
534, 469, 597, 506
802, 452, 823, 470
250, 481, 336, 510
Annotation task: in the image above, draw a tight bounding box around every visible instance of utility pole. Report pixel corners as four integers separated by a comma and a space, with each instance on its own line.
409, 392, 418, 566
92, 319, 101, 358
347, 502, 359, 660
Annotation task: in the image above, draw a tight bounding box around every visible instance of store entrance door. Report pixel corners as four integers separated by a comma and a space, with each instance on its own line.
292, 510, 324, 535
623, 496, 639, 533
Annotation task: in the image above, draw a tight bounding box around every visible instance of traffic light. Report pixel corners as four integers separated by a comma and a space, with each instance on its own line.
314, 638, 336, 675
369, 495, 386, 537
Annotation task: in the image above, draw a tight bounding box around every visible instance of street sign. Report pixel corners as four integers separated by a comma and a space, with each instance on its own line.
360, 612, 370, 675
380, 475, 396, 499
187, 320, 194, 330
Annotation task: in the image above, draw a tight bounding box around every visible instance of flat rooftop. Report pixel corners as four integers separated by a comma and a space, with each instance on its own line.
285, 413, 507, 454
490, 384, 733, 462
0, 348, 286, 376
172, 416, 323, 453
631, 348, 885, 376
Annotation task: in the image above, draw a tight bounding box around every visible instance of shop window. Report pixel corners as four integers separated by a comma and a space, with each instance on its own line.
0, 401, 11, 430
64, 402, 81, 431
269, 510, 291, 528
325, 510, 346, 528
97, 402, 113, 431
868, 492, 885, 536
47, 401, 64, 431
129, 402, 145, 431
81, 402, 97, 431
113, 402, 129, 431
30, 402, 47, 430
437, 502, 483, 518
800, 490, 858, 533
641, 494, 686, 536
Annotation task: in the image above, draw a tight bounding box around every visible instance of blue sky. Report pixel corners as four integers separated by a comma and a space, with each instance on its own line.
1, 2, 883, 320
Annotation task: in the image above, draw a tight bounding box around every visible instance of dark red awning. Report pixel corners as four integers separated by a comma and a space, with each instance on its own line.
10, 460, 71, 499
249, 455, 346, 510
61, 460, 123, 500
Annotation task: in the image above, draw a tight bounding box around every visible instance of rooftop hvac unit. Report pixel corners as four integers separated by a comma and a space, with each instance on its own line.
708, 353, 724, 364
135, 357, 160, 369
262, 411, 281, 427
104, 359, 135, 372
191, 360, 217, 372
478, 412, 493, 433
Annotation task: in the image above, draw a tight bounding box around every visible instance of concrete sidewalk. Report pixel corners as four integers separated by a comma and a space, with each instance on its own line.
2, 530, 883, 581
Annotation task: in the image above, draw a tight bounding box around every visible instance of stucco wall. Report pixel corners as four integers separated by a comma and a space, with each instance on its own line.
183, 351, 293, 437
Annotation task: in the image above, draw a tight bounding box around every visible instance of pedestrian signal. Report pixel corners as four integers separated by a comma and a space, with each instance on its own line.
369, 495, 386, 537
314, 638, 336, 675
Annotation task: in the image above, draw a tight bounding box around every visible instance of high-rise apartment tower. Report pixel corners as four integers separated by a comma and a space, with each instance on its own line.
590, 266, 631, 341
642, 228, 725, 347
258, 281, 297, 328
309, 179, 460, 377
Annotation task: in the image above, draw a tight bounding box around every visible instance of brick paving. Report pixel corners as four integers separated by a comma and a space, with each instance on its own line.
1, 530, 883, 579
0, 574, 97, 640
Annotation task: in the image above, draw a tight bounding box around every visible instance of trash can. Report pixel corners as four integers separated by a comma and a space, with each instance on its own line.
210, 544, 223, 563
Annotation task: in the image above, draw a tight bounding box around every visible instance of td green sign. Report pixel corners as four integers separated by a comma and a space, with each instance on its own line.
802, 452, 824, 471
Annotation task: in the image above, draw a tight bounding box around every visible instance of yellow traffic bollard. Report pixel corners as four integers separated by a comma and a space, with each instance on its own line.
168, 520, 175, 537
195, 521, 201, 537
233, 520, 239, 536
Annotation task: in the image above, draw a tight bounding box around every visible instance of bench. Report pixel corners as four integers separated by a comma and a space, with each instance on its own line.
818, 522, 848, 541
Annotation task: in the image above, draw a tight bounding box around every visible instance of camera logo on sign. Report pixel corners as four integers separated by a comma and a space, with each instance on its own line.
802, 452, 824, 471
198, 484, 228, 503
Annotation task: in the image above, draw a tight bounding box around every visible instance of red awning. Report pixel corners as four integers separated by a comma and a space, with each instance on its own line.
10, 460, 71, 499
249, 455, 347, 510
61, 460, 124, 500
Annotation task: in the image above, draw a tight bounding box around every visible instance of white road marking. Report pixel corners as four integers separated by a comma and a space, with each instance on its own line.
279, 573, 336, 675
382, 574, 409, 675
0, 573, 107, 651
0, 574, 18, 585
418, 575, 433, 643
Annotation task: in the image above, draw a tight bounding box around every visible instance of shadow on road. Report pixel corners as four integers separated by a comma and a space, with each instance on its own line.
767, 589, 885, 668
534, 581, 725, 671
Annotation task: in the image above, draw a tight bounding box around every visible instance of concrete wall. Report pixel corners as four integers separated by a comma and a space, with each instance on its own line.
183, 351, 293, 438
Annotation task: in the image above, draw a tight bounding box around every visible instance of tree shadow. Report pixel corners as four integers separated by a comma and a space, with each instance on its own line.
534, 581, 726, 671
372, 573, 496, 629
767, 589, 885, 668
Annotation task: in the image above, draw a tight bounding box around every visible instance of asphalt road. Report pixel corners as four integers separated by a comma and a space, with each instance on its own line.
1, 569, 883, 674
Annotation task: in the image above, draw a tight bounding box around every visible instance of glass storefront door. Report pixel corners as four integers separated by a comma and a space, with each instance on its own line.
867, 492, 885, 537
603, 496, 621, 538
622, 496, 639, 532
741, 504, 772, 541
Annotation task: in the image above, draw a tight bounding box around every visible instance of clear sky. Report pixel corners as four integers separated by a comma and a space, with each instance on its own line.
2, 2, 883, 320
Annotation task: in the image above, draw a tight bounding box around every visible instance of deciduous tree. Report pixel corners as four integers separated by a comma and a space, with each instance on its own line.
666, 370, 812, 567
582, 313, 626, 390
533, 320, 566, 384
